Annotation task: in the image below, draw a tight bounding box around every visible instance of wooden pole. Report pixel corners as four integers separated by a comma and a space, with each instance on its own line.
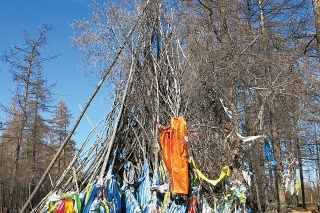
20, 1, 149, 211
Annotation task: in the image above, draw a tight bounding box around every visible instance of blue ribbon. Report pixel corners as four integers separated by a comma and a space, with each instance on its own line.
263, 139, 278, 167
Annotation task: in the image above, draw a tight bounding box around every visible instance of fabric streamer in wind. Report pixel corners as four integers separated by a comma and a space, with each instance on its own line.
73, 193, 82, 213
64, 197, 74, 213
189, 157, 231, 186
263, 139, 278, 167
82, 182, 99, 213
168, 200, 188, 213
158, 116, 189, 194
242, 162, 253, 187
105, 176, 122, 213
295, 179, 301, 195
46, 192, 82, 213
53, 199, 65, 213
235, 132, 263, 143
149, 169, 160, 212
125, 190, 142, 213
137, 159, 153, 212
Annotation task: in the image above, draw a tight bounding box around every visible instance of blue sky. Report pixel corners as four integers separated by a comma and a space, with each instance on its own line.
0, 0, 111, 146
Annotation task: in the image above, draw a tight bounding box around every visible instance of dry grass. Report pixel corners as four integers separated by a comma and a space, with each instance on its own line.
289, 203, 318, 213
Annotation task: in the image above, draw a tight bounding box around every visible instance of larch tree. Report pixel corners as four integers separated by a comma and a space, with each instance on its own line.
0, 24, 59, 212
0, 100, 21, 212
49, 98, 76, 183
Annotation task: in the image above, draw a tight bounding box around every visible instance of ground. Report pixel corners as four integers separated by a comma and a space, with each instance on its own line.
289, 203, 318, 213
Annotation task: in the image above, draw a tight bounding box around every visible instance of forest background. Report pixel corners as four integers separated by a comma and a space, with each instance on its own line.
0, 0, 320, 212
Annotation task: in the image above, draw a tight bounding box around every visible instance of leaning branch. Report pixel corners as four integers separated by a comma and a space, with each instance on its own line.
20, 1, 150, 212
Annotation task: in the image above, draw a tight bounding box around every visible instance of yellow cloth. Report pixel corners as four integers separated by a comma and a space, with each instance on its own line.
84, 183, 93, 205
101, 200, 110, 213
189, 157, 231, 186
295, 178, 301, 194
161, 191, 171, 212
48, 202, 57, 213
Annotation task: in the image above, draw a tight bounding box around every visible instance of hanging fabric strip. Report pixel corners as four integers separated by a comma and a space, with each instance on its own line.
242, 162, 253, 187
158, 116, 189, 194
54, 199, 66, 213
263, 140, 278, 167
295, 179, 301, 195
82, 183, 98, 213
124, 189, 142, 213
105, 176, 122, 213
73, 193, 82, 213
64, 197, 74, 213
189, 158, 231, 186
84, 183, 93, 205
226, 128, 263, 143
235, 132, 263, 142
187, 194, 198, 213
220, 99, 233, 119
138, 159, 152, 212
161, 191, 171, 213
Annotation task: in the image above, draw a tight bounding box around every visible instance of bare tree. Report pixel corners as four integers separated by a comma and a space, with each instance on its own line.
1, 24, 59, 212
49, 99, 76, 181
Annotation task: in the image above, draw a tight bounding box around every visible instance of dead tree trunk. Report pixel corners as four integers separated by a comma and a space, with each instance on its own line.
312, 0, 320, 58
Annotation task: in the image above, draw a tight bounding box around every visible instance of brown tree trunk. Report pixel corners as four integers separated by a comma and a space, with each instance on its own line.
312, 0, 320, 57
8, 138, 21, 212
270, 102, 286, 211
296, 135, 306, 209
8, 64, 31, 212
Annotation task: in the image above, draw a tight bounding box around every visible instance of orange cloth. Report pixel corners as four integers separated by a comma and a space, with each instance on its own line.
64, 197, 74, 213
158, 116, 189, 194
